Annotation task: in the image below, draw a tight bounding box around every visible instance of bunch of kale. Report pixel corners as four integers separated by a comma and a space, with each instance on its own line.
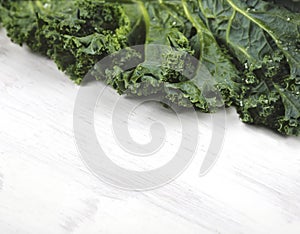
0, 0, 299, 136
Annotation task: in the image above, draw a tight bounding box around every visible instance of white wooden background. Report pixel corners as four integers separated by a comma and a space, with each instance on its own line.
1, 28, 300, 234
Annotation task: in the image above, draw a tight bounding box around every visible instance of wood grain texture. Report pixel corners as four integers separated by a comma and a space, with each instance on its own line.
0, 29, 300, 234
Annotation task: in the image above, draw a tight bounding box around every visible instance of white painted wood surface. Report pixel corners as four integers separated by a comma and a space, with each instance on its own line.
1, 28, 300, 234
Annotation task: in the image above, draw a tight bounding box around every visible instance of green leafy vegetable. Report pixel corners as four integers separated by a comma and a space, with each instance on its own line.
200, 0, 300, 135
0, 0, 299, 135
0, 0, 133, 83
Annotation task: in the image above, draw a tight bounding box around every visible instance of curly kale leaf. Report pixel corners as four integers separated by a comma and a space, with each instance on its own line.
199, 0, 300, 135
1, 0, 133, 83
181, 0, 242, 107
94, 1, 210, 110
95, 0, 242, 112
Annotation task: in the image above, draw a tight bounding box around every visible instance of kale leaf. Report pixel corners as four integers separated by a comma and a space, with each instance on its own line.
1, 0, 133, 83
199, 0, 300, 135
